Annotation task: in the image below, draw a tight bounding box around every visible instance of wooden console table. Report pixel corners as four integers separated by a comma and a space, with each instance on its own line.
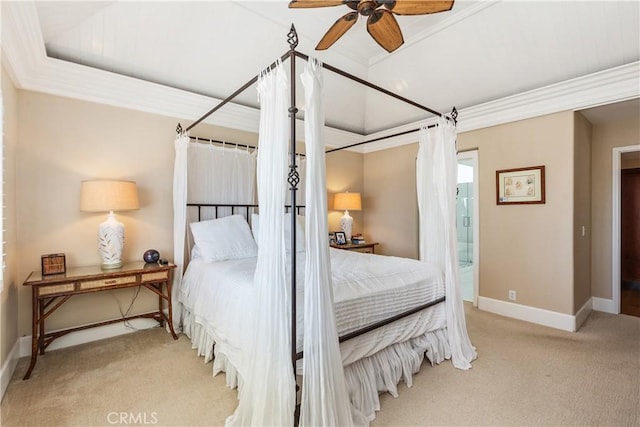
22, 261, 177, 380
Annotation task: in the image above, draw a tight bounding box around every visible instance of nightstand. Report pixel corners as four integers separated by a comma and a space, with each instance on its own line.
330, 242, 379, 254
22, 261, 177, 380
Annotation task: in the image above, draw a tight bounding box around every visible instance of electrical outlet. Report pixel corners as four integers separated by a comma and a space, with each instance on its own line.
508, 290, 517, 301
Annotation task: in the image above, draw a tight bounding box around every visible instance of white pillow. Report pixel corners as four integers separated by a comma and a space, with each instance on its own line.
190, 245, 202, 260
251, 213, 305, 252
189, 215, 258, 262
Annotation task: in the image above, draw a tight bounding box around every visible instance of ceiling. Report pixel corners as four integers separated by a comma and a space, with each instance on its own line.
3, 1, 640, 145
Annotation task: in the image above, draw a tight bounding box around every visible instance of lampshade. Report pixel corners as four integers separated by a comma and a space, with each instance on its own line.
334, 192, 362, 211
80, 180, 139, 212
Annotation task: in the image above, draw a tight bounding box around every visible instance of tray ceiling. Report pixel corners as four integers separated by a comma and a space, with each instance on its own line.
4, 1, 640, 139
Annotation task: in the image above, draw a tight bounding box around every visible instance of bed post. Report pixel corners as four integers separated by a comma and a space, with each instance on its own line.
286, 24, 300, 407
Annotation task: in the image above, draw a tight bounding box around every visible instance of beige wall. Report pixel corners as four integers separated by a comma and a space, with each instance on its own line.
364, 112, 578, 314
2, 67, 20, 366
591, 116, 640, 300
458, 112, 575, 314
14, 91, 260, 336
363, 143, 418, 258
16, 91, 177, 335
573, 112, 592, 312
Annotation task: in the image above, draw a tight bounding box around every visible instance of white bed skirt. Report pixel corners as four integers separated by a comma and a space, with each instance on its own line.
182, 308, 452, 423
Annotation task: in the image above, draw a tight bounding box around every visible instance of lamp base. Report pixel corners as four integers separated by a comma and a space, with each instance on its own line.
98, 212, 124, 269
101, 261, 123, 270
340, 210, 354, 243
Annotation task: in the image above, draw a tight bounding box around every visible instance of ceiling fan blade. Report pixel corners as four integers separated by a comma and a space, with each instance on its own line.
289, 0, 345, 8
367, 10, 404, 52
316, 12, 359, 50
385, 0, 454, 15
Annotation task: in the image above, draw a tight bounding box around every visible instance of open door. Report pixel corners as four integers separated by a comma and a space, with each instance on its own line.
621, 167, 640, 317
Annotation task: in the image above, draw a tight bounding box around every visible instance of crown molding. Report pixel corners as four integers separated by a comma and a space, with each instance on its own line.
2, 1, 638, 155
1, 1, 365, 149
360, 60, 640, 153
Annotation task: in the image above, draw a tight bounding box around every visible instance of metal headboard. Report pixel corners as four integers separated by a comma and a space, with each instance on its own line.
187, 203, 305, 222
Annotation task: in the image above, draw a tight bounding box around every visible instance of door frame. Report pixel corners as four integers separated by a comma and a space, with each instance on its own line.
612, 145, 640, 313
458, 150, 480, 306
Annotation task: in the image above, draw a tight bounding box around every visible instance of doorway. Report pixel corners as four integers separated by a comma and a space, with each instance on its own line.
457, 150, 479, 305
621, 165, 640, 317
613, 146, 640, 314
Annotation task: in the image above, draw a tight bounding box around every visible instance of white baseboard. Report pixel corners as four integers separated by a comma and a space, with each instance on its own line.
478, 297, 586, 332
592, 297, 617, 314
574, 298, 593, 331
1, 339, 20, 400
18, 318, 162, 358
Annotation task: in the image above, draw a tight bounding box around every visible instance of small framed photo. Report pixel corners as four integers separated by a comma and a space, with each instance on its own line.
328, 232, 336, 245
41, 253, 66, 276
335, 232, 347, 245
496, 165, 546, 205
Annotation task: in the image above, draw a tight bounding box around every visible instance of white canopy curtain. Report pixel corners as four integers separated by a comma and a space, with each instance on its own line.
226, 60, 295, 426
187, 141, 256, 222
300, 58, 355, 427
416, 118, 477, 370
172, 132, 189, 333
172, 135, 256, 334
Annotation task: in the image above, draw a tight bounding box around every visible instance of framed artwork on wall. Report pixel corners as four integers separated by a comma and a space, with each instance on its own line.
496, 165, 546, 205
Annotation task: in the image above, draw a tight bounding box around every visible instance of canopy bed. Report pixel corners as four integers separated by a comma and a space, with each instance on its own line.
172, 25, 475, 426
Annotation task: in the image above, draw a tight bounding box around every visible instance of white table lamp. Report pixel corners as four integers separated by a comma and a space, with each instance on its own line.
334, 192, 362, 243
80, 180, 139, 269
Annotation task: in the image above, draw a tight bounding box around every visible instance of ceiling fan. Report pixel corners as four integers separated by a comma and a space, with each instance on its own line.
289, 0, 455, 53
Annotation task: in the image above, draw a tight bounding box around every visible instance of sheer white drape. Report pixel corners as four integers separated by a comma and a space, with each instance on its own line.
172, 132, 189, 332
416, 118, 477, 370
300, 58, 354, 427
187, 142, 256, 222
226, 61, 295, 427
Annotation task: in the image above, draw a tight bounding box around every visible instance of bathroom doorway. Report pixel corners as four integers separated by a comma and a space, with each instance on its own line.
457, 150, 479, 305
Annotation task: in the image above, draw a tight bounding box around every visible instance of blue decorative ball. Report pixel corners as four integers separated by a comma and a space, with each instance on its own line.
143, 249, 160, 263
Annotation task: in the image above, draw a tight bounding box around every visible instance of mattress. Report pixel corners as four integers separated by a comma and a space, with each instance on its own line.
180, 247, 446, 379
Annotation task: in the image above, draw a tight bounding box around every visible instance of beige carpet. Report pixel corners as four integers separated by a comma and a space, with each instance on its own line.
2, 305, 639, 426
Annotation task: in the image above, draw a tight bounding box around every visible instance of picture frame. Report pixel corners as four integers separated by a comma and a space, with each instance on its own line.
41, 253, 66, 276
496, 165, 545, 205
335, 231, 347, 245
328, 232, 336, 245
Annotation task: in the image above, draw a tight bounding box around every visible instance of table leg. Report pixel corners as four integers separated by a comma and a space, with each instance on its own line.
157, 284, 164, 328
165, 280, 178, 340
23, 291, 39, 380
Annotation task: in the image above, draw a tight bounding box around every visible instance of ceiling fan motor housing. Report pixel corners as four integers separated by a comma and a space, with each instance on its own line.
357, 1, 378, 16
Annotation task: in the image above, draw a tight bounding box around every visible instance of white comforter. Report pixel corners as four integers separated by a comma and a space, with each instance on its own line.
180, 248, 446, 380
